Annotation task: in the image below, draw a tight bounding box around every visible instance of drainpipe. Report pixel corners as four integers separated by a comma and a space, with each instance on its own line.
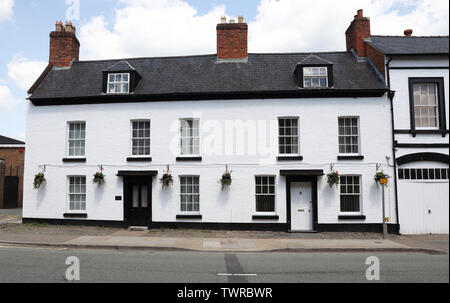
386, 56, 400, 234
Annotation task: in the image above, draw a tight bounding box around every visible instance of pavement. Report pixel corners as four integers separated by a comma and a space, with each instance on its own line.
0, 208, 22, 224
0, 208, 448, 254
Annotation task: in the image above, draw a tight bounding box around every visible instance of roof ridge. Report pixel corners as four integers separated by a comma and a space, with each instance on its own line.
74, 51, 350, 64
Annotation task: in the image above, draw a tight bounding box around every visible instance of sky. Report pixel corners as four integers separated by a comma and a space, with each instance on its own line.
0, 0, 448, 141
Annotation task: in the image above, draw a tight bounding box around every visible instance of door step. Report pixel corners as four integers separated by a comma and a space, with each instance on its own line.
129, 226, 149, 231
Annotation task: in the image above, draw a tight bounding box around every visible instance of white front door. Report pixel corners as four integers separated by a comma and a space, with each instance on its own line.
290, 182, 313, 231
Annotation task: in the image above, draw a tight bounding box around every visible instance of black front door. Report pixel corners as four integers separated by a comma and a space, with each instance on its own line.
3, 176, 19, 209
125, 178, 151, 227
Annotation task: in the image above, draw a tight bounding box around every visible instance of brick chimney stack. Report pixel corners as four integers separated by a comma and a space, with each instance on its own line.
404, 29, 413, 37
216, 16, 248, 60
345, 9, 371, 58
49, 21, 80, 67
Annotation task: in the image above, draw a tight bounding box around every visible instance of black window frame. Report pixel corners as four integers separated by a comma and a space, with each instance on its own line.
408, 77, 447, 136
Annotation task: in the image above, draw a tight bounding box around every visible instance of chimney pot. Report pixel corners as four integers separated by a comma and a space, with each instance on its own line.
229, 19, 235, 23
238, 16, 244, 23
356, 9, 363, 18
404, 29, 413, 37
220, 16, 226, 23
55, 21, 63, 32
49, 21, 80, 67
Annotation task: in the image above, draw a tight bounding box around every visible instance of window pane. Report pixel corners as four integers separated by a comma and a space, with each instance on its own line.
340, 195, 360, 212
256, 195, 275, 212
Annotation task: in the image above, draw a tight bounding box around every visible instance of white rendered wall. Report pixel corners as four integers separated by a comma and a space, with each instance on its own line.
389, 56, 449, 145
23, 96, 397, 225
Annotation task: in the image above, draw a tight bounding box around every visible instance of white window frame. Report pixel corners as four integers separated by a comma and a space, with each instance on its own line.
303, 67, 328, 88
413, 83, 440, 130
254, 175, 277, 215
67, 176, 87, 213
339, 175, 362, 215
338, 117, 361, 156
278, 117, 300, 156
107, 73, 130, 94
130, 120, 151, 157
179, 175, 200, 214
179, 118, 201, 157
66, 121, 86, 158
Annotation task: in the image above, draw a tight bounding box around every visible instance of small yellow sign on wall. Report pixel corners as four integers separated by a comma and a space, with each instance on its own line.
379, 178, 388, 184
385, 217, 389, 223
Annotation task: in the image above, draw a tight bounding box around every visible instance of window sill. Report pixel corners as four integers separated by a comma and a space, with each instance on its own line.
176, 214, 202, 220
338, 215, 366, 220
103, 92, 132, 95
63, 158, 86, 163
127, 157, 152, 162
252, 215, 279, 220
277, 156, 303, 161
176, 157, 202, 162
63, 213, 88, 219
395, 129, 449, 137
337, 155, 364, 160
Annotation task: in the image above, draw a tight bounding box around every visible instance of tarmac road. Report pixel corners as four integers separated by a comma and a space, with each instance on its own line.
0, 245, 448, 283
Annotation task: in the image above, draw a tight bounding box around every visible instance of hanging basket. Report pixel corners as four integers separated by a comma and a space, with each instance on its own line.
374, 170, 389, 185
160, 171, 174, 188
33, 173, 46, 189
326, 171, 340, 187
93, 172, 105, 186
219, 170, 232, 189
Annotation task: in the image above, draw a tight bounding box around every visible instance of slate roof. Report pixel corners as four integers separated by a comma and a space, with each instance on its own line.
103, 60, 136, 72
0, 135, 25, 145
367, 36, 449, 55
29, 52, 387, 101
298, 54, 334, 65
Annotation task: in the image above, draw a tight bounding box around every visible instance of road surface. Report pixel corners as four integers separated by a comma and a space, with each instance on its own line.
0, 245, 447, 283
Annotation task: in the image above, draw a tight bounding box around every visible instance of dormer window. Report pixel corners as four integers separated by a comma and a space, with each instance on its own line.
295, 55, 334, 89
303, 67, 328, 88
107, 73, 130, 94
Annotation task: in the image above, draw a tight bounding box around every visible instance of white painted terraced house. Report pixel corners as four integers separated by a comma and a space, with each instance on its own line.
25, 10, 438, 233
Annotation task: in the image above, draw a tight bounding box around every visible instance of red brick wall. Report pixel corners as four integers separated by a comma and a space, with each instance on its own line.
366, 44, 386, 77
217, 23, 248, 59
0, 160, 4, 209
345, 10, 371, 58
0, 148, 25, 208
49, 31, 80, 67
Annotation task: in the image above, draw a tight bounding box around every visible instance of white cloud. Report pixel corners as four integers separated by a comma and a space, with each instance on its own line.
79, 0, 227, 59
249, 0, 450, 52
7, 53, 47, 91
78, 0, 449, 59
0, 0, 14, 23
0, 85, 20, 111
